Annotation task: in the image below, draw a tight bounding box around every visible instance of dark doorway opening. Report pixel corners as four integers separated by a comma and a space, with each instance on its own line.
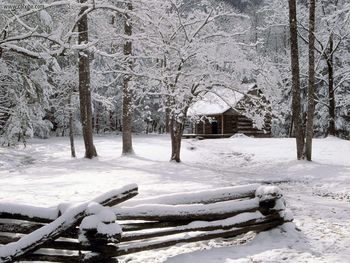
211, 121, 218, 134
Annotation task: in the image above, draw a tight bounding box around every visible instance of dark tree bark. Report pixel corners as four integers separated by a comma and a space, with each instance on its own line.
0, 30, 6, 58
94, 102, 99, 134
68, 94, 76, 158
326, 35, 336, 136
169, 117, 184, 163
305, 0, 316, 161
122, 2, 134, 155
165, 106, 170, 133
320, 3, 337, 137
78, 0, 97, 159
288, 0, 305, 160
169, 104, 190, 163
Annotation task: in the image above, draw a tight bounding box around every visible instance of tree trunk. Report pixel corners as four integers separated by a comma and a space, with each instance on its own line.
122, 2, 134, 155
170, 116, 184, 163
305, 0, 316, 161
288, 0, 305, 160
94, 102, 100, 134
165, 107, 170, 133
68, 94, 76, 158
78, 0, 97, 159
327, 35, 336, 136
289, 117, 294, 138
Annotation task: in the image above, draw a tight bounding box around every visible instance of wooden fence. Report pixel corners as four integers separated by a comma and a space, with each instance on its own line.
0, 184, 293, 262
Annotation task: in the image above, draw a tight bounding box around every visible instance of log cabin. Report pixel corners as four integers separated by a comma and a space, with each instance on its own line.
184, 84, 271, 139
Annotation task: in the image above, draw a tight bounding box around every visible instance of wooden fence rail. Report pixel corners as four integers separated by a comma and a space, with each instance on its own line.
0, 184, 293, 262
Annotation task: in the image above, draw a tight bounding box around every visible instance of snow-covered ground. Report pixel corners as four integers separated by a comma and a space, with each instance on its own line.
0, 134, 349, 262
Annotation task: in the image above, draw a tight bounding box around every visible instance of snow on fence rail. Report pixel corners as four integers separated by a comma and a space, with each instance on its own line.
0, 184, 293, 262
122, 184, 260, 206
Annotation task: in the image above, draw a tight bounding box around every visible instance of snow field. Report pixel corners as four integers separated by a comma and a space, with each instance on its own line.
0, 134, 349, 262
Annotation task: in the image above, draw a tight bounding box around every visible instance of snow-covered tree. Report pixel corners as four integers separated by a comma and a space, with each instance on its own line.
126, 0, 277, 162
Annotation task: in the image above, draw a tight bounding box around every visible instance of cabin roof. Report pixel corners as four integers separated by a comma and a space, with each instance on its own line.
187, 83, 256, 116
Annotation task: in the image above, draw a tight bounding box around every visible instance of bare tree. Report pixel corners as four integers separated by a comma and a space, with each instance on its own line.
131, 0, 267, 162
288, 0, 305, 160
305, 0, 316, 161
320, 2, 336, 136
78, 0, 97, 159
298, 1, 350, 137
68, 93, 76, 158
122, 2, 134, 155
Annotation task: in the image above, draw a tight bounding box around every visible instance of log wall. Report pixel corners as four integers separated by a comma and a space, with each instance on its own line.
194, 113, 270, 137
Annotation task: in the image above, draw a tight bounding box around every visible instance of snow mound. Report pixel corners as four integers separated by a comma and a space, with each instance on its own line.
86, 202, 104, 215
97, 207, 117, 223
230, 133, 249, 139
80, 215, 100, 230
255, 185, 283, 200
97, 222, 122, 236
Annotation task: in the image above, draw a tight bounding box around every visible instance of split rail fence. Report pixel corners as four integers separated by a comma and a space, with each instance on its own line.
0, 183, 293, 262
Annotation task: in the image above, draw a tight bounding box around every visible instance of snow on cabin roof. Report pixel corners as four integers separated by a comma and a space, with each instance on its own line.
187, 99, 231, 116
188, 84, 256, 116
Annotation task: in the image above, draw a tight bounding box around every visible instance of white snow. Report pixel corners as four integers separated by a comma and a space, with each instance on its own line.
0, 134, 350, 262
187, 88, 243, 116
96, 207, 117, 223
255, 185, 283, 200
80, 216, 122, 236
0, 202, 58, 220
80, 215, 100, 230
39, 10, 53, 28
0, 185, 135, 260
97, 222, 122, 236
79, 204, 118, 232
187, 84, 256, 116
185, 211, 264, 229
123, 184, 259, 206
122, 211, 271, 241
188, 97, 231, 116
86, 202, 104, 215
0, 201, 87, 260
115, 198, 258, 219
280, 208, 294, 221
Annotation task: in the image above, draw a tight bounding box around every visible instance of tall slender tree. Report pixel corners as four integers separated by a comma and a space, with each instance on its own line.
122, 2, 134, 155
305, 0, 316, 161
296, 1, 350, 137
68, 93, 76, 158
78, 0, 97, 158
320, 3, 336, 136
326, 33, 336, 136
288, 0, 305, 160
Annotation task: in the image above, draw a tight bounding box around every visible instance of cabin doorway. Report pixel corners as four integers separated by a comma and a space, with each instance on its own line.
211, 121, 218, 134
